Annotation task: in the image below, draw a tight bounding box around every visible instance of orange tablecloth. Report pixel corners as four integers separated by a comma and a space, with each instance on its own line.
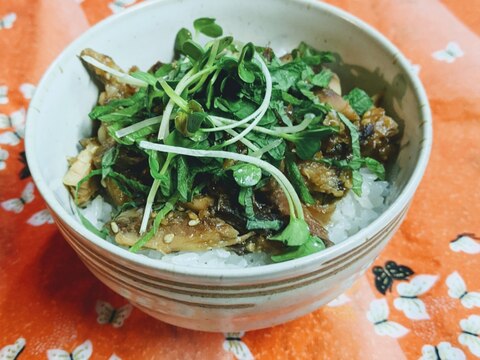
1, 0, 479, 359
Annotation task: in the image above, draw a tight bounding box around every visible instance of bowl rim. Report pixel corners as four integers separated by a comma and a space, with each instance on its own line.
25, 0, 432, 280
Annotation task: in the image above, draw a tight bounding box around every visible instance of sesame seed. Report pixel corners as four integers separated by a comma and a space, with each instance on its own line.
164, 233, 174, 243
110, 222, 119, 234
188, 219, 200, 226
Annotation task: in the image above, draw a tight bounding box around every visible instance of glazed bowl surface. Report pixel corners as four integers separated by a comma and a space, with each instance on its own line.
25, 0, 431, 331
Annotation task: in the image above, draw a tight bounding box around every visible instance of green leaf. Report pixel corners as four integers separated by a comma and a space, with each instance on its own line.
292, 42, 334, 66
154, 63, 174, 78
159, 171, 173, 197
216, 36, 233, 53
301, 66, 315, 81
217, 56, 238, 70
174, 111, 188, 136
336, 112, 366, 194
234, 102, 258, 120
364, 157, 386, 180
128, 124, 160, 143
176, 156, 189, 201
320, 157, 385, 193
182, 40, 205, 61
213, 97, 232, 113
164, 129, 196, 148
193, 18, 223, 38
107, 123, 131, 145
214, 97, 257, 120
101, 146, 119, 180
285, 153, 315, 205
105, 175, 136, 199
188, 99, 203, 113
281, 91, 302, 105
238, 187, 255, 219
74, 169, 102, 206
271, 235, 326, 262
321, 157, 361, 170
257, 109, 277, 126
351, 169, 363, 196
193, 18, 214, 30
200, 24, 223, 38
174, 28, 192, 53
246, 219, 283, 231
88, 89, 146, 120
98, 102, 143, 123
170, 60, 192, 81
147, 150, 173, 197
337, 112, 360, 158
147, 87, 164, 111
284, 126, 338, 160
238, 62, 255, 83
231, 163, 262, 187
268, 139, 286, 161
108, 171, 150, 196
270, 61, 307, 91
344, 88, 373, 116
175, 98, 207, 136
89, 102, 129, 120
245, 132, 286, 161
239, 42, 255, 63
295, 139, 322, 160
89, 105, 116, 120
296, 80, 316, 101
311, 68, 333, 88
146, 164, 171, 197
270, 100, 292, 126
269, 218, 310, 246
292, 100, 328, 119
131, 71, 157, 86
237, 43, 257, 83
147, 150, 163, 178
253, 177, 270, 190
187, 112, 208, 134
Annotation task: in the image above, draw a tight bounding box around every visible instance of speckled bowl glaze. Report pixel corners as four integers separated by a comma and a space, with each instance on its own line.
25, 0, 431, 332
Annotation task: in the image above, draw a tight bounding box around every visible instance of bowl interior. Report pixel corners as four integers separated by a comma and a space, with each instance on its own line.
26, 0, 430, 274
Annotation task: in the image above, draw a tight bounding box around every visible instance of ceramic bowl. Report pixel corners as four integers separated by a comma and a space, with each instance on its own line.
25, 0, 431, 332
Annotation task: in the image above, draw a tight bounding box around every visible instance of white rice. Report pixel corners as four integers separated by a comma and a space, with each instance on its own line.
79, 168, 389, 268
141, 248, 270, 268
81, 195, 113, 230
326, 168, 389, 244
